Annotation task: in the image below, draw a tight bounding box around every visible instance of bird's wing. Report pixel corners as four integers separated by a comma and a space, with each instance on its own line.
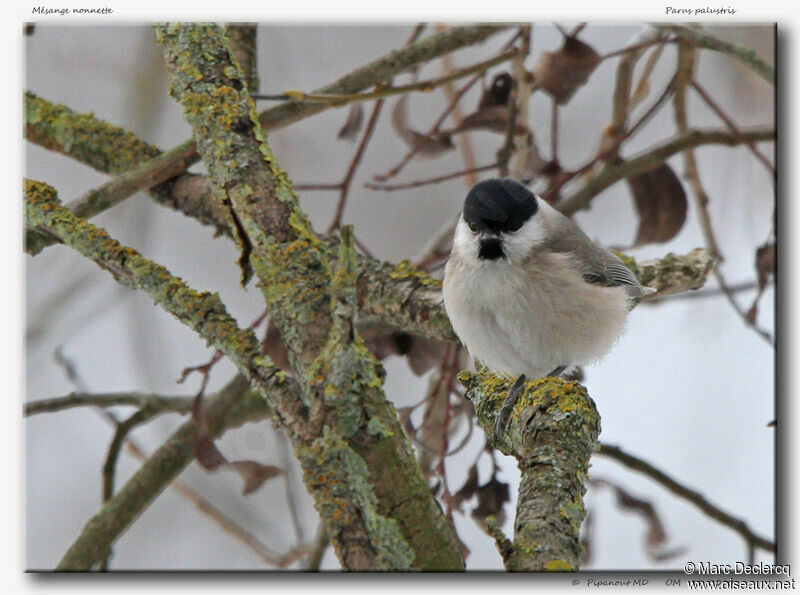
544, 216, 655, 297
581, 251, 656, 298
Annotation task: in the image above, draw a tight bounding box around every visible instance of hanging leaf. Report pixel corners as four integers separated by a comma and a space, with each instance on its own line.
391, 95, 454, 156
755, 242, 775, 291
627, 162, 688, 246
472, 476, 510, 526
193, 393, 282, 495
532, 36, 602, 104
448, 106, 510, 136
591, 478, 686, 561
337, 104, 364, 141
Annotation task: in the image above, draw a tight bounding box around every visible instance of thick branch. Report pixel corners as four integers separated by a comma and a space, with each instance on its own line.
459, 372, 601, 571
155, 23, 464, 570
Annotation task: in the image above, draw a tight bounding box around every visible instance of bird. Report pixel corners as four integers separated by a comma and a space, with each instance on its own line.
442, 178, 654, 435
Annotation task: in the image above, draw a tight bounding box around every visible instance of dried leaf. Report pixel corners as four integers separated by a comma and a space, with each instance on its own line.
449, 106, 510, 136
591, 478, 686, 562
391, 95, 454, 157
533, 36, 602, 104
755, 242, 775, 291
472, 477, 510, 526
193, 394, 282, 495
627, 162, 688, 246
452, 465, 480, 510
363, 331, 447, 376
337, 104, 364, 141
228, 460, 283, 495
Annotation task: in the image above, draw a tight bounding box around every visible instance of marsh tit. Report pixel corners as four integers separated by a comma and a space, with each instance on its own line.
443, 179, 654, 430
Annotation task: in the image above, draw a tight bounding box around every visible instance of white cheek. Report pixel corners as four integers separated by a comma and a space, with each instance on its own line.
502, 214, 549, 262
453, 218, 480, 260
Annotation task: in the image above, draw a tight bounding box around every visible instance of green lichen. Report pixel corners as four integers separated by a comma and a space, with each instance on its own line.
367, 416, 392, 437
388, 259, 443, 289
24, 91, 161, 175
558, 498, 586, 535
304, 428, 415, 570
544, 559, 575, 572
24, 179, 265, 379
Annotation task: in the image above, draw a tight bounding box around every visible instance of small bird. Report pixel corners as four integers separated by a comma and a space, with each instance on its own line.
443, 178, 654, 434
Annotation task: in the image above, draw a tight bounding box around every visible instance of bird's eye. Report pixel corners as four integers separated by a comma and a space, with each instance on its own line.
505, 219, 523, 232
467, 220, 480, 232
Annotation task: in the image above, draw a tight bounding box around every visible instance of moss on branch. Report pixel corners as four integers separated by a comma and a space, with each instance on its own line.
459, 370, 601, 571
155, 23, 464, 570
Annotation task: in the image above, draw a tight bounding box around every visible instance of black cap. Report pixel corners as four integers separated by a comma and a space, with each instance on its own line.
463, 178, 538, 234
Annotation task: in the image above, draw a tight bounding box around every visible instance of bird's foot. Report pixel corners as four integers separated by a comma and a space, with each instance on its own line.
494, 374, 527, 438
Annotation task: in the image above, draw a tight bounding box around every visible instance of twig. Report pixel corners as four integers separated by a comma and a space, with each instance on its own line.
596, 443, 775, 554
100, 407, 157, 570
89, 381, 307, 568
556, 127, 774, 216
689, 79, 775, 175
305, 524, 331, 571
326, 99, 385, 233
24, 392, 194, 417
374, 30, 521, 182
25, 142, 200, 256
254, 50, 516, 108
672, 41, 773, 345
657, 24, 774, 84
509, 25, 533, 181
366, 163, 498, 191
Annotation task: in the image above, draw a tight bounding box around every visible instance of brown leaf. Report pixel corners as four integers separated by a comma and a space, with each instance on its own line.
591, 478, 686, 561
337, 104, 364, 141
532, 36, 602, 104
193, 393, 282, 495
448, 106, 510, 136
755, 242, 775, 291
228, 461, 283, 495
627, 162, 688, 246
451, 465, 480, 509
391, 95, 454, 157
472, 477, 510, 526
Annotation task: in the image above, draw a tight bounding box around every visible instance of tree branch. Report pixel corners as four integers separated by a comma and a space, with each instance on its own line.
155, 23, 464, 570
459, 372, 601, 571
657, 24, 774, 84
557, 127, 775, 216
596, 443, 775, 554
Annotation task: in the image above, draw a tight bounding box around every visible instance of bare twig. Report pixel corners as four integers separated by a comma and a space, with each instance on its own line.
672, 41, 773, 345
253, 50, 516, 109
326, 99, 384, 233
557, 127, 774, 216
25, 392, 194, 416
596, 443, 775, 554
657, 24, 774, 84
366, 162, 498, 191
690, 79, 775, 175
